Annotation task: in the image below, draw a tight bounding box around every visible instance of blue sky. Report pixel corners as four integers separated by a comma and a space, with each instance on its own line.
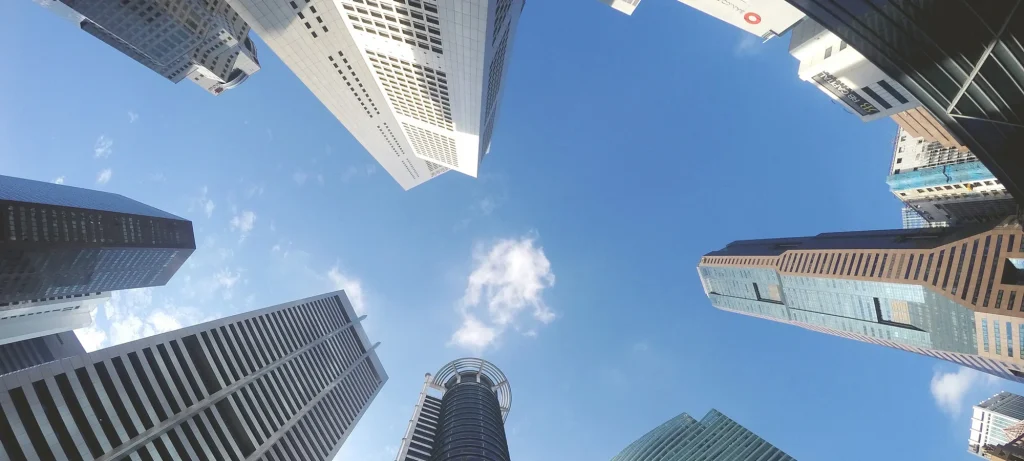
3, 0, 1023, 459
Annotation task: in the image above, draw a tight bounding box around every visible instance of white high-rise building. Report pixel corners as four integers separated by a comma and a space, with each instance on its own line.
789, 18, 918, 122
226, 0, 524, 190
597, 0, 803, 41
970, 392, 1024, 457
0, 292, 109, 346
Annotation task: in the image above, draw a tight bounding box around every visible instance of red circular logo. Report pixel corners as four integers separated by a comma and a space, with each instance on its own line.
744, 12, 762, 24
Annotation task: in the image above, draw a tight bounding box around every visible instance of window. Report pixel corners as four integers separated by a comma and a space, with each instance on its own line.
1008, 323, 1014, 357
1019, 324, 1023, 357
995, 322, 1002, 355
824, 46, 833, 58
896, 158, 903, 164
973, 236, 993, 304
861, 86, 892, 109
932, 250, 944, 286
997, 290, 1005, 309
876, 80, 910, 104
983, 319, 990, 352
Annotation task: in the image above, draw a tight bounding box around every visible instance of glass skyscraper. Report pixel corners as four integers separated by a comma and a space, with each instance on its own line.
611, 409, 795, 461
395, 358, 512, 461
698, 218, 1024, 384
0, 175, 195, 304
971, 392, 1024, 457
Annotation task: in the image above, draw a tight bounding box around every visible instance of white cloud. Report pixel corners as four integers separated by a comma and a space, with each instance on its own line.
451, 315, 498, 351
214, 268, 241, 300
203, 199, 215, 218
633, 341, 650, 353
930, 367, 999, 416
52, 176, 65, 185
449, 236, 556, 351
317, 174, 325, 186
74, 310, 107, 352
94, 135, 114, 158
128, 111, 139, 123
230, 210, 257, 242
245, 184, 265, 198
189, 186, 215, 218
96, 168, 112, 184
477, 197, 497, 216
328, 266, 366, 315
293, 171, 308, 185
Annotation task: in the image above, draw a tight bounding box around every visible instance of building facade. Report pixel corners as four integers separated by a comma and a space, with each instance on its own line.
971, 392, 1024, 457
395, 358, 511, 461
0, 332, 85, 376
0, 292, 109, 346
901, 207, 947, 230
788, 18, 917, 122
698, 219, 1024, 384
225, 0, 524, 190
611, 409, 795, 461
782, 0, 1024, 208
598, 0, 803, 41
0, 175, 195, 305
40, 0, 260, 95
891, 107, 969, 152
0, 290, 385, 460
888, 128, 1015, 227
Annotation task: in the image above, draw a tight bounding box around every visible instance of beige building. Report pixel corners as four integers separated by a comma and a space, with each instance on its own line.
892, 107, 969, 152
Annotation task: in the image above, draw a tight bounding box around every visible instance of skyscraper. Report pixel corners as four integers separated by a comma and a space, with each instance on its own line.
224, 0, 524, 190
697, 218, 1024, 384
888, 128, 1016, 227
611, 409, 795, 461
891, 107, 968, 152
971, 392, 1024, 457
788, 18, 917, 122
0, 290, 385, 461
0, 292, 109, 346
597, 0, 803, 41
39, 0, 260, 95
0, 174, 195, 305
782, 0, 1024, 207
0, 331, 85, 376
901, 207, 947, 230
395, 358, 511, 461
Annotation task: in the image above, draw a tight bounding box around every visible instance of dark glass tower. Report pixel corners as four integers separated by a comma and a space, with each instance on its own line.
396, 358, 512, 461
782, 0, 1024, 206
0, 175, 195, 304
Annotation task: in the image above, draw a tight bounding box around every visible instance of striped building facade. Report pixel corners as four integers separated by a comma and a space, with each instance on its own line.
0, 290, 385, 461
698, 218, 1024, 382
611, 409, 795, 461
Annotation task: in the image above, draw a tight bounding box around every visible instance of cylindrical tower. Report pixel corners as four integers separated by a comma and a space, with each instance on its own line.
429, 358, 512, 461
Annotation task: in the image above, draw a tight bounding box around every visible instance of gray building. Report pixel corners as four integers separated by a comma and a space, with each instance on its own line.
396, 358, 511, 461
0, 332, 85, 376
0, 290, 385, 460
971, 392, 1024, 457
0, 175, 195, 305
41, 0, 260, 95
611, 409, 795, 461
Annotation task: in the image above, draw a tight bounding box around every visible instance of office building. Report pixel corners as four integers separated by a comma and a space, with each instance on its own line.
0, 292, 109, 346
971, 392, 1024, 457
0, 332, 85, 376
782, 0, 1024, 207
788, 18, 917, 122
611, 409, 795, 461
597, 0, 802, 41
0, 290, 385, 460
40, 0, 260, 95
901, 207, 946, 230
698, 218, 1024, 384
225, 0, 524, 190
888, 128, 1016, 227
0, 174, 195, 305
891, 107, 969, 152
395, 358, 511, 461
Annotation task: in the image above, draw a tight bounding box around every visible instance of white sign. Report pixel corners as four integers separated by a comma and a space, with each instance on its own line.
678, 0, 805, 37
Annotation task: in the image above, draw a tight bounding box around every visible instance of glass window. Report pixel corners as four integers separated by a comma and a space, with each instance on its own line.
983, 319, 990, 352
995, 322, 1002, 355
1008, 322, 1014, 358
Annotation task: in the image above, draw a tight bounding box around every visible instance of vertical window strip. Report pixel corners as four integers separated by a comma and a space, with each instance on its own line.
995, 321, 1002, 355
1010, 291, 1018, 311
913, 253, 925, 280
983, 319, 990, 352
886, 253, 897, 278
877, 253, 887, 278
855, 253, 865, 276
984, 235, 1004, 307
1009, 322, 1014, 357
997, 290, 1005, 309
972, 236, 992, 304
956, 240, 978, 298
904, 254, 915, 279
1010, 235, 1017, 253
933, 250, 945, 286
923, 253, 935, 282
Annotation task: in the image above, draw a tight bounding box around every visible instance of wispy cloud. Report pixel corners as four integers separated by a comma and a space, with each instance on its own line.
52, 176, 65, 185
75, 288, 209, 351
96, 168, 112, 184
94, 135, 114, 158
293, 171, 308, 186
734, 34, 764, 58
230, 210, 257, 242
128, 111, 139, 123
327, 266, 366, 315
930, 366, 999, 416
450, 235, 556, 352
632, 341, 650, 353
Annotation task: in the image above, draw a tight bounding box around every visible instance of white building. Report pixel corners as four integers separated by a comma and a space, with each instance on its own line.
597, 0, 804, 41
789, 19, 918, 121
226, 0, 524, 189
0, 292, 108, 346
970, 392, 1024, 457
888, 127, 1016, 226
40, 0, 260, 95
0, 291, 385, 460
